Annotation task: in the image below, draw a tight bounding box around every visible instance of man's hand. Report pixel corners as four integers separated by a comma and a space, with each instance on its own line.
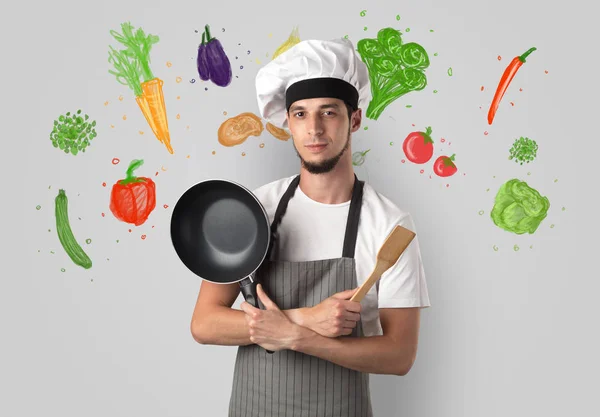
240, 284, 303, 352
303, 288, 362, 338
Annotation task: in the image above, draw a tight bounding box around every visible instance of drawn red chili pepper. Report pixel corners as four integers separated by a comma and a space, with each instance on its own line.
487, 47, 536, 125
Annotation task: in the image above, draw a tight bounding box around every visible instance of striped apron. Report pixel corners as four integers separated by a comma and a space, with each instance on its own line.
228, 174, 373, 417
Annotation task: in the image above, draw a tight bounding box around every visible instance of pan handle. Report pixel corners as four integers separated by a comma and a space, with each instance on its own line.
239, 276, 274, 355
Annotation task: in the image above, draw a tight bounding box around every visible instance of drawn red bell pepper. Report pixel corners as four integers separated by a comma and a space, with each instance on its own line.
109, 159, 156, 226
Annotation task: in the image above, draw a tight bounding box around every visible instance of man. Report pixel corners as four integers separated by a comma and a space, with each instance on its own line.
191, 37, 431, 417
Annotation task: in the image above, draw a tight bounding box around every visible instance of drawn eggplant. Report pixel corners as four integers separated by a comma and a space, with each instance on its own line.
196, 24, 232, 87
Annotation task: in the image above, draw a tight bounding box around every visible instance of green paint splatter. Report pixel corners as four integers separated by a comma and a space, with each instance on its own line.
430, 29, 434, 32
36, 205, 41, 210
486, 188, 490, 192
61, 268, 66, 272
493, 245, 499, 252
396, 15, 401, 20
514, 245, 520, 251
344, 35, 349, 39
478, 210, 484, 215
530, 245, 533, 249
364, 126, 369, 130
554, 179, 559, 183
363, 27, 368, 31
490, 179, 550, 234
406, 104, 412, 108
406, 28, 411, 32
447, 67, 453, 76
360, 10, 366, 17
85, 238, 92, 244
562, 207, 566, 211
433, 90, 438, 93
116, 240, 120, 243
48, 229, 51, 232
50, 251, 55, 254
434, 52, 438, 56
550, 224, 555, 228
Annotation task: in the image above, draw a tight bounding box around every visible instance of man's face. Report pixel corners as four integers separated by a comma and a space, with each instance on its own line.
286, 97, 361, 174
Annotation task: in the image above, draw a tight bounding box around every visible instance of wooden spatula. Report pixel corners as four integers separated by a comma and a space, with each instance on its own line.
350, 225, 416, 302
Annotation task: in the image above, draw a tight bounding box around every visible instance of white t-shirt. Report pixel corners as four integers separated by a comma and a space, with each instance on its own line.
252, 175, 431, 337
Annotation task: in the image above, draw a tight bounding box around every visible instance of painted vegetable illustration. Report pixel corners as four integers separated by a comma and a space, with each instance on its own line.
490, 178, 550, 234
218, 112, 264, 146
402, 126, 434, 164
266, 122, 291, 141
55, 189, 92, 269
352, 149, 371, 166
357, 27, 429, 120
272, 26, 301, 60
108, 22, 173, 154
433, 154, 458, 177
50, 109, 98, 156
487, 47, 536, 125
509, 136, 538, 165
109, 159, 156, 226
197, 24, 232, 87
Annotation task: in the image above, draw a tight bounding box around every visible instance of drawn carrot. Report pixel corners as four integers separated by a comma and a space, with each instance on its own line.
108, 22, 173, 154
487, 47, 536, 125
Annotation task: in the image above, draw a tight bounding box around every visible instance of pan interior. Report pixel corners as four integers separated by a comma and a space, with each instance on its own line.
171, 181, 269, 282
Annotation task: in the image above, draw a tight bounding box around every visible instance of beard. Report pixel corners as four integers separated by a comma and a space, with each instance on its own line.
293, 128, 351, 174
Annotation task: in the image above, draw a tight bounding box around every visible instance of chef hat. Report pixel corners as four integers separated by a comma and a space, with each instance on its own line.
255, 37, 371, 129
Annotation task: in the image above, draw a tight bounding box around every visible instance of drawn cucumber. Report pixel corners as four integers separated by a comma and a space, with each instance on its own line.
55, 189, 92, 269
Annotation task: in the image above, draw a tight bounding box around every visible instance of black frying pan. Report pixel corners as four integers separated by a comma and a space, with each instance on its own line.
170, 178, 274, 353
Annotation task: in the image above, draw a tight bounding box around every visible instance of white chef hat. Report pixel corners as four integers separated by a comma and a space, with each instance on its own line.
255, 37, 371, 129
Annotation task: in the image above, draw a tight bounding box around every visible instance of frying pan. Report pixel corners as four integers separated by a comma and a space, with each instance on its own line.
170, 178, 274, 353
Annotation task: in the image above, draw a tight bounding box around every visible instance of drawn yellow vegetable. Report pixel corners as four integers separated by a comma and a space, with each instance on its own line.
266, 122, 291, 141
272, 27, 301, 60
218, 112, 264, 147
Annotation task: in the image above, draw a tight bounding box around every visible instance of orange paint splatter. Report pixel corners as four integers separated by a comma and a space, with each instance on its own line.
163, 204, 169, 209
104, 101, 109, 106
176, 114, 181, 119
129, 229, 132, 233
155, 171, 159, 176
223, 111, 228, 115
510, 102, 514, 106
544, 70, 548, 74
161, 166, 167, 172
212, 151, 216, 155
122, 115, 127, 120
259, 143, 265, 148
102, 182, 106, 187
141, 234, 147, 240
441, 138, 446, 143
411, 123, 415, 126
177, 96, 181, 100
484, 131, 489, 135
101, 212, 105, 217
242, 152, 246, 156
497, 55, 502, 61
186, 155, 190, 158
480, 86, 484, 91
176, 76, 182, 83
401, 159, 406, 163
152, 225, 155, 229
166, 61, 172, 67
110, 124, 115, 128
420, 169, 424, 174
186, 125, 190, 130
139, 131, 144, 135
112, 158, 120, 165
118, 95, 124, 101
446, 184, 450, 188
519, 88, 523, 92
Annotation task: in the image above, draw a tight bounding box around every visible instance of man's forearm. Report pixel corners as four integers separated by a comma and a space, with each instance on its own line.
192, 307, 309, 346
291, 328, 412, 376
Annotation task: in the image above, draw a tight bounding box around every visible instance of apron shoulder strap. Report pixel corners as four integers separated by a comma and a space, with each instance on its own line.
342, 174, 364, 258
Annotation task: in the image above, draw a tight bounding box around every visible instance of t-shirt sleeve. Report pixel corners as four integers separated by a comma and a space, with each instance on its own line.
377, 213, 431, 309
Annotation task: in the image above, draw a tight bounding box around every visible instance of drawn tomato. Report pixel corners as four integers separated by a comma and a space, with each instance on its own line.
433, 154, 458, 177
109, 159, 156, 226
402, 126, 434, 164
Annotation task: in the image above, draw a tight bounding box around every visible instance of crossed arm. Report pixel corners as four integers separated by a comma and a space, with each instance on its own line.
191, 281, 422, 376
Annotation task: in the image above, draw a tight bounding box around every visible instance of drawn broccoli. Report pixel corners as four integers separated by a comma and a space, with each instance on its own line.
357, 28, 430, 120
50, 110, 97, 155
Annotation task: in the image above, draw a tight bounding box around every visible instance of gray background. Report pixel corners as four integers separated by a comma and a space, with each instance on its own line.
3, 0, 598, 415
